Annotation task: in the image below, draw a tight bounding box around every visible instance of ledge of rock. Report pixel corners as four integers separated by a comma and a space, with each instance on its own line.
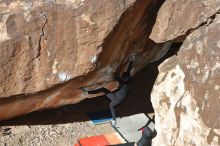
151, 14, 220, 146
0, 0, 166, 120
150, 0, 220, 43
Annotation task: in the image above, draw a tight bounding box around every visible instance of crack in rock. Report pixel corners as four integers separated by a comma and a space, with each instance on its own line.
36, 13, 47, 59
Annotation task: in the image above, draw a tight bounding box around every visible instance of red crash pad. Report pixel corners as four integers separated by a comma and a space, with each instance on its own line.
75, 133, 125, 146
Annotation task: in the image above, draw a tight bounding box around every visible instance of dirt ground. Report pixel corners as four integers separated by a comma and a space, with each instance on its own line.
0, 122, 114, 146
0, 45, 180, 146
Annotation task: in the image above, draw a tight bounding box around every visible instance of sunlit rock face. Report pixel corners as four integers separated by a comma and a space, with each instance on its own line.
150, 0, 220, 43
0, 0, 137, 97
151, 15, 220, 146
0, 0, 165, 120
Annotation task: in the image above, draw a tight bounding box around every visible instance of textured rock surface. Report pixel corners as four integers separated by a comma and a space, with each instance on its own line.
151, 15, 220, 146
0, 0, 137, 97
0, 0, 165, 120
150, 0, 220, 43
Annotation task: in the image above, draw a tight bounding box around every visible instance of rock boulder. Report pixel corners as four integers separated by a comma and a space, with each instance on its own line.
150, 0, 220, 43
0, 0, 165, 120
151, 14, 220, 146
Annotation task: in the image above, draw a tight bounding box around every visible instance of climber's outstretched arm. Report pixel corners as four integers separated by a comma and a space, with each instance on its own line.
80, 87, 111, 95
124, 59, 133, 76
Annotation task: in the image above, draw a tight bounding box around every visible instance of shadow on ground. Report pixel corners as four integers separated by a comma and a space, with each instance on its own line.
0, 44, 180, 126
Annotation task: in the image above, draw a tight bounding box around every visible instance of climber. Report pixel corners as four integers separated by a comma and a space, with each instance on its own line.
80, 54, 135, 126
137, 116, 157, 146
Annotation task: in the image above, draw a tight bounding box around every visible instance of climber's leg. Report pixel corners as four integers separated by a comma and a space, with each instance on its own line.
106, 93, 121, 122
